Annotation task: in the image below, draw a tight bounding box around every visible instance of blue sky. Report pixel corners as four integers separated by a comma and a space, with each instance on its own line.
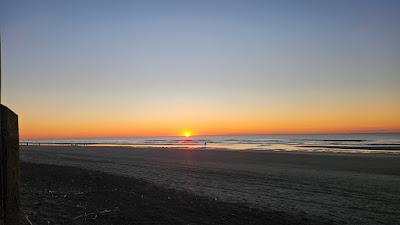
1, 0, 399, 137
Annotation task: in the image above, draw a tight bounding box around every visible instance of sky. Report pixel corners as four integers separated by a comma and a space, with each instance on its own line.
0, 0, 399, 138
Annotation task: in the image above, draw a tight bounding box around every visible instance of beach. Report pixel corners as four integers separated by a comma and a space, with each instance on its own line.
20, 146, 400, 225
21, 162, 325, 225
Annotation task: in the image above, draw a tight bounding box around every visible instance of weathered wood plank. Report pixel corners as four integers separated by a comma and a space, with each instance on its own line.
1, 105, 20, 225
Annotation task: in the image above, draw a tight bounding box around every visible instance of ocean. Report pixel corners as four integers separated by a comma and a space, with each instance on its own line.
21, 133, 400, 154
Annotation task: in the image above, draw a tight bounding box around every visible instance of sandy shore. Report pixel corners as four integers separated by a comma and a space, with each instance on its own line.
22, 162, 328, 225
21, 146, 400, 225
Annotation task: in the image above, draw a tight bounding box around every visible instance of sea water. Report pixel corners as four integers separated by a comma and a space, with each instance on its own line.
21, 133, 400, 154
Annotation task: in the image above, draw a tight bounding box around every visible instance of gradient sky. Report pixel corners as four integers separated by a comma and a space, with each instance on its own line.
1, 0, 400, 138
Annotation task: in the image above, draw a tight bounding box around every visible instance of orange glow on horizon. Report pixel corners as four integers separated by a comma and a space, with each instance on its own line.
19, 120, 400, 140
16, 93, 400, 139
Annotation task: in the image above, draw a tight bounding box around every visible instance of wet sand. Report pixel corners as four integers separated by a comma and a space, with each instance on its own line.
21, 146, 400, 225
299, 145, 400, 151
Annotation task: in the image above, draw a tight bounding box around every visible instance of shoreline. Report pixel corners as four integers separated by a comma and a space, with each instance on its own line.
19, 143, 400, 155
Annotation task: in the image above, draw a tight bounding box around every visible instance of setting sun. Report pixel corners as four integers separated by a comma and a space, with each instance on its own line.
183, 130, 192, 137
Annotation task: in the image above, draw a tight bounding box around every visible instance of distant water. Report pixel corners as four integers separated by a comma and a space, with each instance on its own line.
21, 133, 400, 154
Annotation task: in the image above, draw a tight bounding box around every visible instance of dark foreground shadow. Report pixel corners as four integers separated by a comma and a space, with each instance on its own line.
20, 162, 332, 225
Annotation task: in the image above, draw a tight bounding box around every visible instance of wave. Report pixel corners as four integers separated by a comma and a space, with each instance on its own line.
20, 133, 400, 154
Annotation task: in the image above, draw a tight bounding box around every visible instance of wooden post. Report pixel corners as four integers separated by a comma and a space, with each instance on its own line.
0, 106, 20, 225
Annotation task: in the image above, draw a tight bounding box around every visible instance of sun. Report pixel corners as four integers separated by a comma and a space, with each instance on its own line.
183, 130, 192, 137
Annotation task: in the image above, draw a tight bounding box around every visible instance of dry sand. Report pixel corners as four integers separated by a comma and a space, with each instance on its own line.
20, 146, 400, 225
21, 162, 326, 225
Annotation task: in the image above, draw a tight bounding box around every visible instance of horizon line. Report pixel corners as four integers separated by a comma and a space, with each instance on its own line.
20, 130, 400, 140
